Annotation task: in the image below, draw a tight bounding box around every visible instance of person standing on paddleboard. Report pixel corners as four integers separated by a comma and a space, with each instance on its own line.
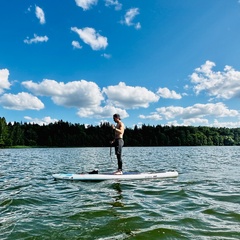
111, 114, 125, 175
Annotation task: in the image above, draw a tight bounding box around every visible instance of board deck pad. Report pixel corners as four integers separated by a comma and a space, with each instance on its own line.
52, 170, 178, 181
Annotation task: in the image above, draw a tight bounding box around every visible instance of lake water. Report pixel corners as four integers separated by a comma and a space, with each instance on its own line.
0, 146, 239, 240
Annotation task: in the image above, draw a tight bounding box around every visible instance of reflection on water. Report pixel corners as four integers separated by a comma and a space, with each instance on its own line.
110, 182, 124, 207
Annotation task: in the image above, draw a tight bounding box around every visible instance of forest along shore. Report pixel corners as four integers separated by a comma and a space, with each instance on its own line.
1, 117, 240, 148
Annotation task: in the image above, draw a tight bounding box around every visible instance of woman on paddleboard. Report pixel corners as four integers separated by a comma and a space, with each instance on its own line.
111, 114, 125, 175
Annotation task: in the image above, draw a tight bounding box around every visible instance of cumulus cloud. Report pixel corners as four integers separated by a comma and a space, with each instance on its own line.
164, 118, 210, 127
158, 102, 238, 119
22, 79, 104, 108
181, 118, 209, 126
157, 87, 182, 99
0, 69, 11, 94
190, 60, 240, 99
0, 92, 44, 110
139, 113, 163, 121
35, 6, 45, 24
24, 116, 58, 125
167, 118, 240, 128
103, 82, 159, 108
140, 102, 239, 122
77, 105, 128, 119
24, 34, 48, 44
22, 79, 130, 119
71, 27, 108, 50
211, 119, 240, 128
75, 0, 98, 10
105, 0, 122, 10
72, 40, 82, 49
121, 8, 141, 29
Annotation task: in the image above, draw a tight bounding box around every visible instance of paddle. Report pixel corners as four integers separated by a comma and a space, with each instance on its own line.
109, 137, 113, 161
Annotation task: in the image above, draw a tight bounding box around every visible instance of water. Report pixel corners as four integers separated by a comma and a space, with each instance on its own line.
0, 146, 239, 240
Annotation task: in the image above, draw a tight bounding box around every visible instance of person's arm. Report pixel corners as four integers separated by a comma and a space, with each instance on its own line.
114, 122, 124, 134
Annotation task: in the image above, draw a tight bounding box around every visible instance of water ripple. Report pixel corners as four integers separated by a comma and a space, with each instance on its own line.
0, 147, 240, 239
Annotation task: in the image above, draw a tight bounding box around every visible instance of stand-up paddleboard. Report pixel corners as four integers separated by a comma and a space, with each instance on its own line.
52, 170, 178, 181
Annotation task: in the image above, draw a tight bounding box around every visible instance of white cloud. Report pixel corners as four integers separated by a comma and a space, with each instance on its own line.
103, 82, 159, 108
24, 116, 58, 125
22, 79, 129, 119
0, 69, 11, 94
72, 40, 82, 49
182, 118, 209, 126
22, 79, 104, 108
75, 0, 98, 10
105, 0, 122, 11
158, 102, 238, 120
134, 22, 141, 30
101, 53, 111, 59
165, 118, 209, 127
139, 113, 163, 121
140, 102, 239, 122
71, 27, 108, 50
190, 60, 240, 99
121, 8, 141, 29
211, 119, 240, 128
166, 118, 240, 128
24, 34, 48, 44
77, 105, 128, 119
157, 87, 182, 99
0, 92, 44, 110
21, 79, 160, 119
35, 6, 45, 24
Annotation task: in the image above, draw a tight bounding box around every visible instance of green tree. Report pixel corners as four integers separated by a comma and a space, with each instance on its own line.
11, 122, 25, 146
0, 117, 9, 147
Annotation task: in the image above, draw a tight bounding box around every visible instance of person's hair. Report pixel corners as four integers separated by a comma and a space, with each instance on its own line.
113, 114, 121, 120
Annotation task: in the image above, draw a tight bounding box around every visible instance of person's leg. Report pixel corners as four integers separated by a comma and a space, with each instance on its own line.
116, 139, 124, 172
117, 153, 122, 171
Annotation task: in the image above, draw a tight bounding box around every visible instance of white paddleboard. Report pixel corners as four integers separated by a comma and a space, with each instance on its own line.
52, 171, 178, 181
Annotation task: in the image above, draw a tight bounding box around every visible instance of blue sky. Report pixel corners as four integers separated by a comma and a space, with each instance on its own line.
1, 0, 240, 128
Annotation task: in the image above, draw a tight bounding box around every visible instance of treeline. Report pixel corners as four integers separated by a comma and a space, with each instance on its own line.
1, 117, 240, 147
